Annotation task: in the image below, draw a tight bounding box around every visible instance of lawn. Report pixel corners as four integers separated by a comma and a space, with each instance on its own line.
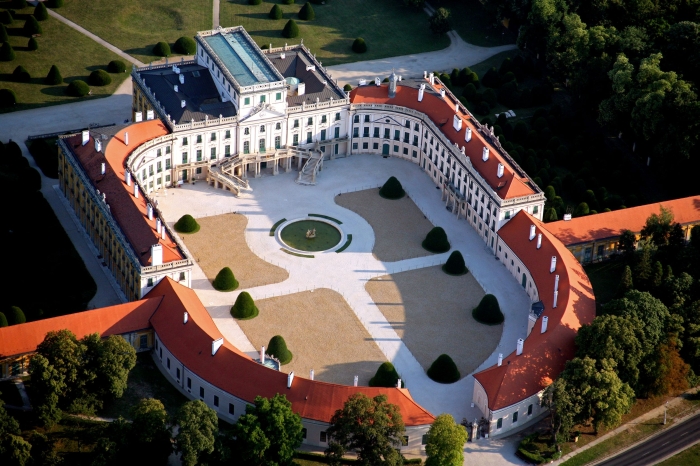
0, 6, 129, 113
54, 0, 212, 64
658, 441, 700, 465
280, 219, 341, 252
220, 0, 450, 66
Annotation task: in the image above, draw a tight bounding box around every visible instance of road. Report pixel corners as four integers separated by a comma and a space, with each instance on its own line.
596, 411, 700, 466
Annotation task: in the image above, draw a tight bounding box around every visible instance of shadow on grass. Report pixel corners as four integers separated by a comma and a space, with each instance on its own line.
7, 27, 27, 36
124, 46, 159, 59
237, 12, 276, 21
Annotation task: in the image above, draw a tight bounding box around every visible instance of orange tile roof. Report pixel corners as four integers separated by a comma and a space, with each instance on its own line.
66, 120, 184, 266
147, 278, 435, 426
0, 298, 162, 358
350, 82, 536, 200
473, 211, 596, 411
543, 196, 700, 246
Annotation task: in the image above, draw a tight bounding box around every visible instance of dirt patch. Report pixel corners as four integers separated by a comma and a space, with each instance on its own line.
238, 289, 387, 386
335, 189, 434, 262
180, 213, 288, 289
365, 266, 500, 378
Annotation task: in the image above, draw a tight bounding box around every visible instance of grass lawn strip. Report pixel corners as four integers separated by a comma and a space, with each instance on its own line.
0, 10, 129, 112
269, 217, 287, 236
308, 213, 342, 224
220, 0, 450, 67
238, 289, 387, 386
336, 234, 352, 253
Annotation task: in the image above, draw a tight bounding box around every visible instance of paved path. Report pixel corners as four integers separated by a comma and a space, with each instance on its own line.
213, 0, 220, 29
327, 31, 517, 86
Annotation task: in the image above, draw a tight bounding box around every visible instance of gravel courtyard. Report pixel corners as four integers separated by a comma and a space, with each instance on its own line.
238, 288, 388, 386
335, 188, 435, 262
365, 265, 502, 378
179, 213, 289, 290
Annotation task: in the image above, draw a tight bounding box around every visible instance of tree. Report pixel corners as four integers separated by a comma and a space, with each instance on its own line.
352, 38, 367, 53
617, 265, 634, 297
7, 306, 25, 325
174, 214, 199, 233
343, 84, 352, 92
326, 394, 405, 466
543, 207, 558, 222
369, 362, 403, 388
0, 312, 7, 327
0, 434, 31, 466
651, 261, 663, 289
131, 398, 173, 464
153, 41, 171, 57
298, 2, 315, 20
23, 16, 42, 36
213, 267, 239, 291
269, 4, 283, 19
427, 354, 460, 383
429, 8, 451, 35
282, 20, 299, 39
472, 294, 504, 325
174, 36, 196, 55
422, 227, 450, 253
34, 2, 48, 21
82, 333, 137, 402
443, 250, 468, 275
641, 206, 674, 246
231, 291, 259, 319
0, 42, 16, 62
28, 431, 62, 466
0, 11, 11, 26
649, 337, 690, 396
66, 80, 89, 97
233, 394, 303, 466
618, 230, 636, 260
266, 335, 292, 364
89, 69, 112, 86
379, 176, 405, 199
45, 65, 62, 85
0, 24, 8, 43
0, 89, 17, 108
634, 245, 653, 288
36, 330, 84, 403
541, 378, 577, 445
176, 400, 218, 466
27, 37, 38, 51
108, 60, 127, 73
424, 414, 466, 466
28, 354, 65, 427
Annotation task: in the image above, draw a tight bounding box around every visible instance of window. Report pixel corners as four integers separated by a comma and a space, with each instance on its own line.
187, 378, 191, 389
497, 418, 503, 429
157, 148, 162, 157
243, 141, 250, 154
306, 132, 312, 143
362, 142, 368, 149
196, 167, 202, 174
412, 150, 417, 158
199, 387, 204, 398
196, 150, 202, 162
260, 125, 265, 133
394, 130, 400, 141
229, 403, 235, 415
393, 145, 399, 152
363, 127, 369, 137
275, 92, 282, 100
528, 404, 533, 416
505, 210, 512, 219
179, 272, 186, 281
302, 428, 307, 439
147, 277, 153, 287
373, 142, 379, 150
415, 123, 420, 131
294, 119, 299, 128
211, 132, 216, 141
353, 115, 359, 123
157, 161, 162, 173
259, 139, 266, 152
214, 395, 219, 407
403, 147, 408, 155
166, 146, 171, 154
166, 358, 170, 369
260, 95, 266, 103
364, 115, 370, 122
373, 127, 380, 138
334, 127, 340, 138
320, 129, 326, 141
533, 205, 539, 214
320, 432, 327, 443
176, 368, 180, 380
422, 434, 429, 445
293, 134, 299, 146
321, 115, 327, 124
159, 348, 162, 358
405, 120, 411, 128
275, 122, 281, 130
335, 112, 341, 121
384, 128, 390, 139
413, 135, 418, 146
352, 142, 358, 150
244, 128, 250, 135
210, 148, 216, 160
148, 165, 154, 176
353, 127, 359, 137
513, 411, 518, 423
140, 335, 148, 349
224, 145, 231, 156
244, 97, 250, 105
307, 117, 313, 126
225, 130, 231, 139
182, 137, 188, 146
165, 159, 171, 169
196, 135, 202, 144
274, 136, 281, 149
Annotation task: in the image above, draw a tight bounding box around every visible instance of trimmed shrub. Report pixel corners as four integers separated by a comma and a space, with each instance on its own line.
0, 24, 8, 43
269, 4, 283, 19
174, 36, 196, 55
343, 83, 352, 92
0, 312, 7, 327
153, 41, 171, 57
45, 65, 62, 84
267, 335, 292, 364
0, 11, 12, 25
89, 69, 112, 86
379, 176, 405, 199
24, 16, 42, 36
472, 294, 504, 325
174, 214, 200, 233
282, 19, 299, 38
12, 0, 27, 9
12, 65, 30, 83
574, 202, 590, 217
48, 0, 64, 7
298, 2, 315, 20
249, 0, 262, 4
212, 267, 239, 292
66, 80, 89, 97
475, 101, 490, 115
427, 354, 460, 383
352, 37, 367, 53
27, 37, 38, 51
7, 306, 26, 325
482, 88, 498, 106
482, 67, 500, 88
463, 83, 477, 102
422, 226, 450, 253
443, 250, 468, 275
0, 89, 17, 107
34, 2, 48, 20
0, 42, 16, 61
369, 362, 404, 388
231, 292, 259, 320
108, 60, 127, 73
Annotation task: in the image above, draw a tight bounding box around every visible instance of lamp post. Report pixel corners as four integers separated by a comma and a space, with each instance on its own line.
664, 401, 668, 425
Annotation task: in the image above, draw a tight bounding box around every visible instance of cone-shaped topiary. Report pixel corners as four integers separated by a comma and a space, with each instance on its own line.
66, 80, 89, 97
369, 362, 404, 388
213, 267, 239, 292
472, 294, 504, 325
34, 2, 48, 20
352, 38, 367, 53
7, 306, 26, 325
12, 65, 30, 83
0, 42, 16, 62
0, 11, 11, 25
282, 19, 299, 38
267, 335, 292, 364
343, 83, 352, 92
27, 37, 38, 51
0, 88, 16, 107
45, 65, 62, 84
174, 214, 200, 233
269, 4, 283, 19
442, 250, 468, 275
89, 69, 112, 86
174, 36, 196, 55
427, 354, 460, 383
153, 41, 171, 57
0, 24, 8, 43
422, 226, 450, 253
48, 0, 64, 8
0, 312, 7, 327
108, 60, 127, 73
231, 292, 259, 320
24, 16, 42, 36
379, 176, 405, 199
298, 2, 315, 20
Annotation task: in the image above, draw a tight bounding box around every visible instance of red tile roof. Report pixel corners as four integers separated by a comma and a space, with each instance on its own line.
473, 211, 596, 411
350, 82, 536, 200
65, 120, 184, 266
0, 298, 162, 358
543, 196, 700, 246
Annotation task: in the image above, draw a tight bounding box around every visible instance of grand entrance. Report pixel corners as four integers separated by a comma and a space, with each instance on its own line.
382, 143, 389, 155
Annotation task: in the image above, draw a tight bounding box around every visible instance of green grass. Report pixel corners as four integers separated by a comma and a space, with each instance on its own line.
280, 219, 341, 252
658, 441, 700, 465
55, 0, 212, 64
440, 0, 517, 47
220, 0, 450, 66
270, 217, 287, 236
336, 233, 352, 253
584, 260, 625, 305
308, 213, 342, 224
0, 380, 24, 407
0, 9, 130, 113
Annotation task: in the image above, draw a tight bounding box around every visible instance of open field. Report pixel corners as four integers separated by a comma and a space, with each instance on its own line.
335, 188, 434, 262
238, 289, 387, 386
366, 265, 498, 378
220, 0, 450, 66
0, 8, 129, 112
178, 213, 289, 289
55, 0, 211, 64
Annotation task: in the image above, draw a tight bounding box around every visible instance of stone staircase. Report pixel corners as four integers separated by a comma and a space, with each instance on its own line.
207, 155, 249, 196
295, 149, 324, 186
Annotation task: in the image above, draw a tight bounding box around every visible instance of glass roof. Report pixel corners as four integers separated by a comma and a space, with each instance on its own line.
203, 31, 280, 87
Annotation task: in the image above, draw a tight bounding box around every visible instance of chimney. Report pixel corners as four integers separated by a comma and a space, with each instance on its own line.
101, 163, 106, 175
161, 225, 166, 239
147, 203, 154, 220
102, 192, 106, 203
183, 311, 188, 324
537, 233, 542, 249
554, 274, 560, 291
553, 290, 559, 309
353, 375, 358, 387
310, 369, 314, 380
564, 213, 572, 221
179, 73, 184, 84
156, 218, 162, 234
287, 372, 295, 389
550, 256, 557, 273
418, 83, 425, 102
440, 88, 446, 99
429, 72, 435, 85
465, 127, 472, 142
135, 111, 143, 123
397, 378, 402, 388
497, 163, 504, 178
497, 353, 503, 366
423, 70, 427, 78
82, 130, 89, 146
95, 139, 102, 153
516, 338, 524, 355
280, 53, 286, 59
124, 132, 129, 146
260, 346, 265, 364
529, 224, 536, 241
151, 244, 163, 266
174, 84, 179, 92
453, 114, 462, 131
134, 183, 139, 199
482, 147, 489, 162
181, 100, 186, 108
541, 316, 549, 333
212, 338, 223, 356
125, 170, 131, 186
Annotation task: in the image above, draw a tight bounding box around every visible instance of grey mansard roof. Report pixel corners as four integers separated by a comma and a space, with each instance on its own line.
268, 50, 346, 106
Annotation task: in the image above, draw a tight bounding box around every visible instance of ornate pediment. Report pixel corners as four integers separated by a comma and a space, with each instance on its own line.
241, 103, 285, 122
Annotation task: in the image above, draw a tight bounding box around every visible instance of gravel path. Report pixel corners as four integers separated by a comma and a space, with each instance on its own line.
366, 265, 501, 378
335, 189, 434, 262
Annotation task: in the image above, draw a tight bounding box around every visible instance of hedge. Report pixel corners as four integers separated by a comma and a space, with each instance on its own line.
231, 292, 259, 320
269, 4, 283, 19
267, 335, 292, 364
24, 16, 42, 36
12, 65, 30, 83
378, 176, 405, 199
212, 267, 239, 292
174, 36, 196, 55
45, 65, 62, 85
174, 214, 200, 233
153, 41, 171, 57
427, 354, 460, 383
472, 294, 504, 325
298, 2, 315, 20
66, 80, 89, 97
7, 306, 26, 325
27, 37, 38, 51
442, 250, 468, 275
108, 60, 127, 73
0, 89, 17, 107
34, 2, 48, 20
282, 19, 299, 38
422, 227, 450, 253
352, 37, 367, 53
89, 69, 112, 86
0, 42, 16, 62
0, 312, 7, 327
369, 362, 404, 388
0, 24, 7, 43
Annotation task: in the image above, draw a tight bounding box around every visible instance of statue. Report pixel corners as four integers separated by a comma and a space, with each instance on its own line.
306, 228, 316, 239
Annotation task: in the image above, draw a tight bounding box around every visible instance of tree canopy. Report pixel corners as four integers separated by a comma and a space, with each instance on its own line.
424, 414, 467, 466
176, 400, 218, 466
